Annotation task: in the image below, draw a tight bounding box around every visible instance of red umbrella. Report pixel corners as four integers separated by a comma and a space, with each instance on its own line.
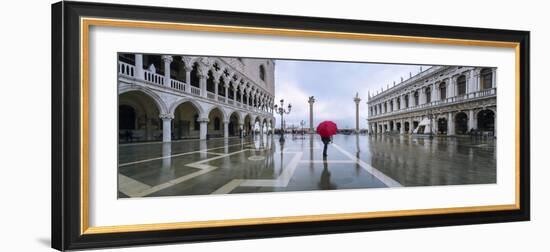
316, 121, 338, 138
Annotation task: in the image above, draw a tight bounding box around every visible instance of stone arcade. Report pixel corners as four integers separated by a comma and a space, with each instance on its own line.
118, 54, 276, 143
367, 66, 497, 136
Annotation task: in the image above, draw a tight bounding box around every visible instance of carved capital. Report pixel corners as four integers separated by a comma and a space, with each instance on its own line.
161, 55, 173, 63
159, 113, 174, 120
196, 117, 209, 123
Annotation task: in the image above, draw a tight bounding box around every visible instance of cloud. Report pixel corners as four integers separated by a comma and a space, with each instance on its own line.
274, 59, 431, 129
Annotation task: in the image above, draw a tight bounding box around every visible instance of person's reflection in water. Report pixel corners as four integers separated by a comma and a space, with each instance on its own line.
319, 157, 336, 190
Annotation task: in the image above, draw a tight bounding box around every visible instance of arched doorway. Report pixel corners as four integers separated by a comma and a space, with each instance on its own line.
437, 117, 448, 135
455, 112, 468, 135
119, 91, 161, 142
208, 107, 225, 138
404, 121, 410, 133
412, 121, 419, 131
228, 112, 240, 137
173, 101, 201, 139
477, 109, 495, 133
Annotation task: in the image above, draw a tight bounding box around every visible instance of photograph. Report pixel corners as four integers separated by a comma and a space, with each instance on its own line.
117, 53, 497, 198
47, 1, 532, 250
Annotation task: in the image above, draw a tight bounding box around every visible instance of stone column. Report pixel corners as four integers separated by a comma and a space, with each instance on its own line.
308, 96, 315, 132
223, 120, 229, 139
135, 54, 144, 80
354, 93, 361, 133
400, 119, 404, 134
246, 90, 251, 108
468, 70, 476, 95
447, 112, 455, 135
432, 83, 438, 102
224, 83, 229, 104
233, 84, 238, 103
213, 78, 220, 100
240, 87, 245, 106
198, 68, 208, 98
162, 55, 172, 86
409, 118, 413, 134
468, 110, 476, 131
160, 114, 173, 142
198, 118, 208, 140
448, 77, 455, 98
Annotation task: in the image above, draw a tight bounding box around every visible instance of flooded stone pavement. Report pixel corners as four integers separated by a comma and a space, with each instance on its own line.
118, 134, 496, 198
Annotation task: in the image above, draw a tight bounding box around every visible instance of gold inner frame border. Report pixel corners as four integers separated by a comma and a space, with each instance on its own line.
79, 17, 521, 235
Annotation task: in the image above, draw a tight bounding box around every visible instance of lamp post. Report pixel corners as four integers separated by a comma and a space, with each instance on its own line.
428, 109, 434, 139
274, 99, 292, 143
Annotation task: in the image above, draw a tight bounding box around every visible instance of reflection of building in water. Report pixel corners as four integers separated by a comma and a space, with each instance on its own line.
118, 54, 276, 142
367, 66, 496, 136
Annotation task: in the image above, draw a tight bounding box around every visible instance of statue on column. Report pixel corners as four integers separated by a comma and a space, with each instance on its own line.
308, 96, 315, 133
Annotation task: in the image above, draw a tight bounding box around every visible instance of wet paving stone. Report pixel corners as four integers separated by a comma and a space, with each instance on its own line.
118, 133, 496, 198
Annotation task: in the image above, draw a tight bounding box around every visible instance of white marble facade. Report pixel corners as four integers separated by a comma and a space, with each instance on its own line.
118, 53, 276, 142
367, 66, 497, 136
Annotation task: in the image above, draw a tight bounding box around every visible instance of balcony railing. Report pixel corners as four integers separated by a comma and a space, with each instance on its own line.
118, 61, 135, 77
118, 61, 272, 116
190, 86, 201, 96
143, 70, 164, 86
170, 79, 186, 92
369, 88, 496, 119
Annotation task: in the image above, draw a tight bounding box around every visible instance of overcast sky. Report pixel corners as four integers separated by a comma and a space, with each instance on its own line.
273, 59, 429, 129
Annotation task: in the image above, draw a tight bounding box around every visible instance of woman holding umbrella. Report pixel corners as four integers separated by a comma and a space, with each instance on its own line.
316, 121, 338, 157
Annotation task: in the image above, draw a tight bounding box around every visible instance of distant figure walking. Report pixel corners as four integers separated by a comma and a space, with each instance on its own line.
316, 121, 338, 157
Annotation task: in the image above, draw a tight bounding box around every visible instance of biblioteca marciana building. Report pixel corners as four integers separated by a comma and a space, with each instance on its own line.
367, 66, 496, 136
118, 53, 276, 143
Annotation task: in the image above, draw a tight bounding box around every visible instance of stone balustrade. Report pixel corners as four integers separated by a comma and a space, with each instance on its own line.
118, 60, 272, 116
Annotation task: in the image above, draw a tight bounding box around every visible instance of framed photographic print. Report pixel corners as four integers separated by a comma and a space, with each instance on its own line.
52, 1, 530, 251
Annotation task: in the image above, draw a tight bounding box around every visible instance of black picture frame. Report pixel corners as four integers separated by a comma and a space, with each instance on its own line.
52, 1, 530, 251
